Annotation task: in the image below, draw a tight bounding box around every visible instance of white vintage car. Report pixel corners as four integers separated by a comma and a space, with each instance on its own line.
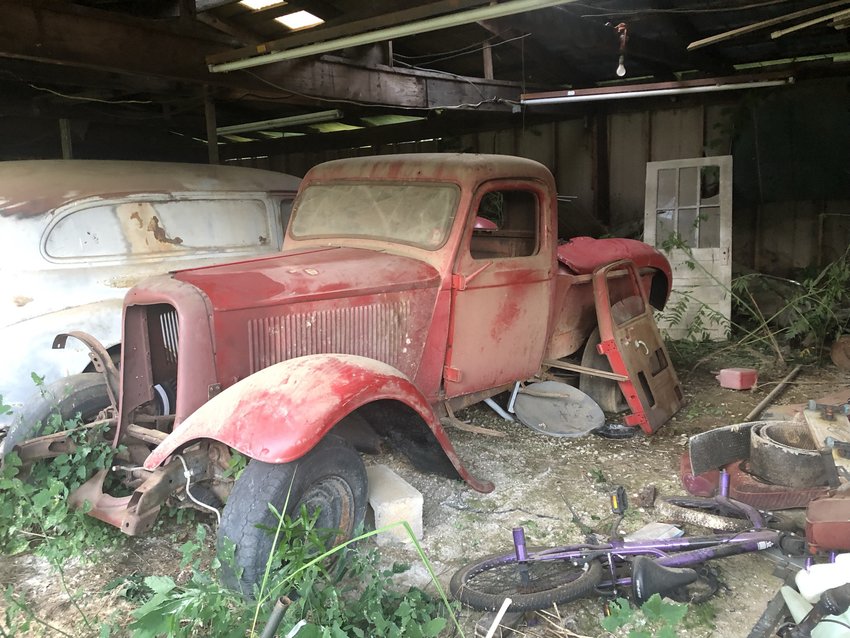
0, 160, 300, 429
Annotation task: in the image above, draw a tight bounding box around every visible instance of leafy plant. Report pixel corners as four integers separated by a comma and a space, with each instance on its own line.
122, 514, 458, 638
0, 416, 123, 562
601, 594, 688, 638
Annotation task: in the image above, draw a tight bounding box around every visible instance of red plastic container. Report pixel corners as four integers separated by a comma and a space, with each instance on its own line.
716, 368, 758, 390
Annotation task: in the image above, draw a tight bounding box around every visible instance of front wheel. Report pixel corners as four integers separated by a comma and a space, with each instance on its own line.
450, 551, 603, 612
217, 435, 367, 595
1, 373, 111, 458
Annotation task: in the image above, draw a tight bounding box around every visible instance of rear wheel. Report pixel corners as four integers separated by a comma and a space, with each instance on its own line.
217, 435, 367, 595
579, 328, 627, 413
450, 551, 603, 612
1, 373, 111, 457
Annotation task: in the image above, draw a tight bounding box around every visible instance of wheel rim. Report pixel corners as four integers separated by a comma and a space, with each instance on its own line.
461, 559, 588, 598
295, 475, 356, 544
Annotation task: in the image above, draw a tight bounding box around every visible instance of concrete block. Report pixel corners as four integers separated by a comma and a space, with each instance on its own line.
366, 464, 423, 545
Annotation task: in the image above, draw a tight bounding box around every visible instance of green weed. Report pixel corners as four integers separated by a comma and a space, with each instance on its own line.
601, 593, 689, 638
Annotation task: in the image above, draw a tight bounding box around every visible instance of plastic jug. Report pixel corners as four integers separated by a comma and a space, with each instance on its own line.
796, 554, 850, 603
781, 586, 850, 638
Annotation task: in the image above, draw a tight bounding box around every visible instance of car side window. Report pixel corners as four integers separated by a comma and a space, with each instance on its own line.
45, 198, 271, 260
470, 190, 539, 260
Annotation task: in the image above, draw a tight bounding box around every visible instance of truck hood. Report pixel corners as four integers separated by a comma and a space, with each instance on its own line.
173, 246, 441, 311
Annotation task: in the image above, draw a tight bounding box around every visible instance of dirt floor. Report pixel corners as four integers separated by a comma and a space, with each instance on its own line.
2, 347, 849, 637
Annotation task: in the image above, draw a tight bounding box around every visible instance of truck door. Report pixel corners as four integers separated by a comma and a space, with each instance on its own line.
444, 182, 554, 398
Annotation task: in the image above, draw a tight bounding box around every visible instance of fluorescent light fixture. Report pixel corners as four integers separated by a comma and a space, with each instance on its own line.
521, 75, 794, 105
240, 0, 285, 10
276, 10, 324, 30
211, 0, 578, 72
216, 109, 343, 136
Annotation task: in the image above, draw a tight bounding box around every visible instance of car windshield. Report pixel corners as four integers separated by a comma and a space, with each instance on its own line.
289, 182, 459, 250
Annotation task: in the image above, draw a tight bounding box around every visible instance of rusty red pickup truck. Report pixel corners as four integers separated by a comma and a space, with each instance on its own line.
6, 154, 671, 591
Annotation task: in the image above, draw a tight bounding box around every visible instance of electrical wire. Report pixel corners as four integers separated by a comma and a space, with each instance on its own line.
28, 83, 154, 104
573, 0, 793, 18
175, 454, 222, 525
393, 33, 531, 68
394, 37, 499, 61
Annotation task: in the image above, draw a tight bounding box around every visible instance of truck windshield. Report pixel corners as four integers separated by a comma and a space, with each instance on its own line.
289, 182, 459, 250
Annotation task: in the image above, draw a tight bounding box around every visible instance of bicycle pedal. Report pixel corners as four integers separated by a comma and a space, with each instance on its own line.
474, 610, 524, 638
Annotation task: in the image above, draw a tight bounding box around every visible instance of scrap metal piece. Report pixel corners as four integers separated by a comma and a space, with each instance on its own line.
688, 421, 757, 476
513, 381, 604, 437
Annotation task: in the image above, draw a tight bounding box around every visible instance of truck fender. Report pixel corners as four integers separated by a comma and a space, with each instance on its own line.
143, 353, 493, 492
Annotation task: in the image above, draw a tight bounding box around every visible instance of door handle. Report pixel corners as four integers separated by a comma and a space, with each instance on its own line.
452, 261, 492, 290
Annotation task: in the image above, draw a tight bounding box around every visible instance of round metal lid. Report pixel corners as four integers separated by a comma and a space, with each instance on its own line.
513, 381, 605, 438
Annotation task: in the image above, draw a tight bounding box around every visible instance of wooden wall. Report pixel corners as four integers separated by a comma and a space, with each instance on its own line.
233, 78, 850, 278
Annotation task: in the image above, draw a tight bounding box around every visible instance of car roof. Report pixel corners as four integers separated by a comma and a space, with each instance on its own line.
302, 153, 555, 189
0, 160, 302, 218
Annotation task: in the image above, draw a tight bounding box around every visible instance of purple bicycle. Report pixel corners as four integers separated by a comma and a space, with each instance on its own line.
450, 475, 805, 612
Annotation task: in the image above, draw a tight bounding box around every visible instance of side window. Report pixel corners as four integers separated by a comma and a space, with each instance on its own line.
45, 198, 270, 260
470, 190, 539, 260
279, 197, 295, 234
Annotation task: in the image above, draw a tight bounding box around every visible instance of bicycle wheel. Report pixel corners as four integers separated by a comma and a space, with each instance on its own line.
450, 550, 603, 612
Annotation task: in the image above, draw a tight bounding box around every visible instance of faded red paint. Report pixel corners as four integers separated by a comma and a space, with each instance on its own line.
70, 154, 674, 534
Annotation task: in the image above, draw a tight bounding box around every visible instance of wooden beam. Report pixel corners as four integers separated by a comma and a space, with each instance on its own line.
688, 0, 850, 50
196, 0, 241, 11
195, 12, 262, 45
204, 87, 219, 164
206, 0, 493, 65
218, 113, 521, 158
0, 1, 523, 110
477, 18, 594, 85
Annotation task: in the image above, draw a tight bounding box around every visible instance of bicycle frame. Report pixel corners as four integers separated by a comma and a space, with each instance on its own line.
513, 468, 779, 590
515, 527, 781, 589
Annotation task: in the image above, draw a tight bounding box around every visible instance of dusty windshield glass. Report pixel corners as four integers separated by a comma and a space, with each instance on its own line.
290, 182, 459, 249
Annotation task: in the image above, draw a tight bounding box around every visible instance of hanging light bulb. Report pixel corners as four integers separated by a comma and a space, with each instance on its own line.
615, 22, 628, 78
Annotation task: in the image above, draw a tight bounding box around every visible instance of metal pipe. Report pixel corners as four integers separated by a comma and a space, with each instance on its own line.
522, 78, 793, 105
484, 397, 514, 421
217, 109, 343, 135
744, 364, 803, 421
210, 0, 578, 72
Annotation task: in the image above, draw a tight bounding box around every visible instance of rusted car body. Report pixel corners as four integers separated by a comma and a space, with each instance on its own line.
0, 160, 300, 428
10, 154, 671, 588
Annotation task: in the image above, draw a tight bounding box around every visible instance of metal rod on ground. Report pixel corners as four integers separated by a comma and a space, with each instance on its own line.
745, 364, 803, 421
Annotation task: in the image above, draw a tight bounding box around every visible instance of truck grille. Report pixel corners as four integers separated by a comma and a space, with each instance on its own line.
247, 301, 411, 373
158, 309, 179, 364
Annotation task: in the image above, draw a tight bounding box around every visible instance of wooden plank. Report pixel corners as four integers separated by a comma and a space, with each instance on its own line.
543, 359, 628, 381
687, 0, 850, 50
206, 0, 492, 65
0, 1, 524, 110
804, 408, 850, 475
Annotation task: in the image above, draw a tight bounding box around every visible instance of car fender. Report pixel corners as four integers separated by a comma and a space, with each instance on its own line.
143, 354, 493, 492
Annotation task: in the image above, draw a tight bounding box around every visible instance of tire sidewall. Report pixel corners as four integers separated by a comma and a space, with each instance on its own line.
1, 373, 110, 457
218, 435, 367, 594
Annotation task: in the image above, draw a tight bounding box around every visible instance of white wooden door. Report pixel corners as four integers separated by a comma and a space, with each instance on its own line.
644, 156, 733, 341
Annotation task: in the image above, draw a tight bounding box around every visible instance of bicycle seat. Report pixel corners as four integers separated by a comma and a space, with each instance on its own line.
631, 557, 699, 603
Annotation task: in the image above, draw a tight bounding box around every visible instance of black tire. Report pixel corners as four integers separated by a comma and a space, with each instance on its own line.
655, 496, 800, 533
654, 497, 750, 531
1, 373, 111, 458
579, 328, 627, 413
217, 435, 367, 595
450, 550, 603, 612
